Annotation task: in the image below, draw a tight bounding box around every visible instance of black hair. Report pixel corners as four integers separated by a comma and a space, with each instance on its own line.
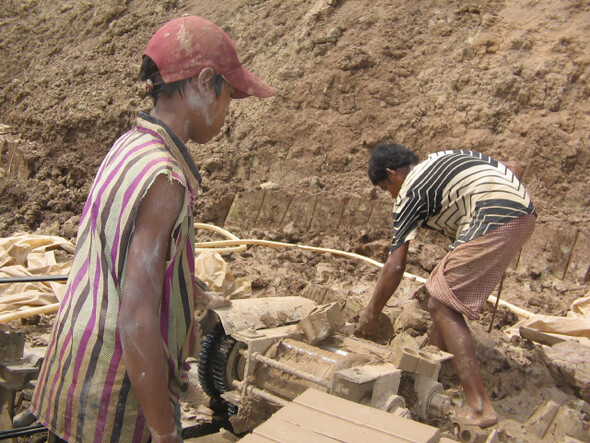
368, 143, 419, 185
139, 56, 225, 104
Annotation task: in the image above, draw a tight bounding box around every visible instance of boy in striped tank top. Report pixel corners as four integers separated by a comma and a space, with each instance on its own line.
31, 16, 275, 443
355, 143, 535, 429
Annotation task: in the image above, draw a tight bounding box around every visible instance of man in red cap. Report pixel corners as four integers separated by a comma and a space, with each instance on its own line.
31, 16, 275, 443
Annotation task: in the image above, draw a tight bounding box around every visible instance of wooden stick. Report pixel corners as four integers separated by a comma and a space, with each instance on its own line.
487, 294, 532, 319
488, 274, 505, 332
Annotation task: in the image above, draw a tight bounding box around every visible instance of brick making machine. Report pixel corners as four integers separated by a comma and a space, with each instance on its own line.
196, 296, 453, 433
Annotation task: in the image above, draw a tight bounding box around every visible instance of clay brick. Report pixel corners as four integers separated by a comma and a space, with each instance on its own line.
298, 302, 345, 344
224, 190, 266, 230
300, 284, 328, 304
274, 402, 391, 442
517, 224, 577, 279
253, 416, 335, 442
545, 405, 590, 442
392, 347, 420, 373
280, 192, 316, 231
308, 195, 345, 232
238, 433, 275, 442
415, 350, 442, 379
392, 347, 446, 378
255, 190, 293, 229
340, 196, 374, 229
565, 230, 590, 283
368, 197, 393, 230
291, 388, 440, 442
526, 400, 560, 438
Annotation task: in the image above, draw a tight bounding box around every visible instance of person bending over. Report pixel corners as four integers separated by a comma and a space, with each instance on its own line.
355, 143, 535, 428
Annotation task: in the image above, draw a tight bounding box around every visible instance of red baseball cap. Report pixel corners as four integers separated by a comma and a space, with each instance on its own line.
143, 15, 276, 99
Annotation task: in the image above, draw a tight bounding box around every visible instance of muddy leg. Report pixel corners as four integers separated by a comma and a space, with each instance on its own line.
428, 321, 447, 352
427, 297, 497, 428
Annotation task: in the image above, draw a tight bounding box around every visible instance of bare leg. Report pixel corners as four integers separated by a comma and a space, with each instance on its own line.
428, 297, 497, 428
428, 320, 447, 352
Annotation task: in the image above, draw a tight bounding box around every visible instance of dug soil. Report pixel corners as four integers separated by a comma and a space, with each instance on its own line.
1, 0, 589, 441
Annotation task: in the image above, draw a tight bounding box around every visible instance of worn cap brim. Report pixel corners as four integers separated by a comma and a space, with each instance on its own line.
224, 65, 276, 99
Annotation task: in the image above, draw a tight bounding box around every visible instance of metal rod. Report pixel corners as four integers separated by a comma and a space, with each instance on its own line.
231, 380, 288, 407
488, 274, 505, 333
281, 340, 338, 364
0, 275, 69, 284
0, 423, 47, 440
250, 352, 330, 388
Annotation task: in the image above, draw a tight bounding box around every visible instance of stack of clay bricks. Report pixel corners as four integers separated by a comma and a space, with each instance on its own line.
223, 189, 589, 285
239, 388, 449, 443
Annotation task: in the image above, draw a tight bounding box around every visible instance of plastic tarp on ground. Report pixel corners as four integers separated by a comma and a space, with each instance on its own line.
0, 235, 251, 322
194, 251, 252, 299
2, 233, 589, 345
0, 233, 74, 314
506, 293, 590, 346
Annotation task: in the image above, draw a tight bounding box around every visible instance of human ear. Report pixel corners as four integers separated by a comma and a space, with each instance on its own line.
194, 67, 216, 96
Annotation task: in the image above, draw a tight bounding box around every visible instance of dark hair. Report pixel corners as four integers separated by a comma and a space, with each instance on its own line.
368, 143, 419, 185
140, 56, 225, 104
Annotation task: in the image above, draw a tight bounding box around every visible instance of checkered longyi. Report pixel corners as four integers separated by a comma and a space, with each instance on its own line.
426, 214, 536, 320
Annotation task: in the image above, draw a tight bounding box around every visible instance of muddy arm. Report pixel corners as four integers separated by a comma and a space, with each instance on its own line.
119, 176, 184, 443
355, 241, 409, 338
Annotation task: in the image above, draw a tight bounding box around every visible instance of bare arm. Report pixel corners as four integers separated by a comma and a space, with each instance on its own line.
119, 175, 184, 443
354, 241, 409, 338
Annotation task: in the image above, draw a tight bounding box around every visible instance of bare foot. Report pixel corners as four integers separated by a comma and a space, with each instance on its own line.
454, 406, 498, 428
198, 291, 231, 309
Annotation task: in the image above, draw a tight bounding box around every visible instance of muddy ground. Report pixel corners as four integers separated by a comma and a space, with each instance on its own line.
1, 0, 590, 441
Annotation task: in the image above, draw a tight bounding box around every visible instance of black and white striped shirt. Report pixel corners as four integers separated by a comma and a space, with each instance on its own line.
389, 150, 536, 252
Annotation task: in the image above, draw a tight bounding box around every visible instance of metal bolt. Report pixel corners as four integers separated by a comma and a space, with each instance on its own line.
428, 392, 451, 417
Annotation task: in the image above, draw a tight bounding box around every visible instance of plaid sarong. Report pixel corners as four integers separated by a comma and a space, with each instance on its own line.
426, 214, 536, 320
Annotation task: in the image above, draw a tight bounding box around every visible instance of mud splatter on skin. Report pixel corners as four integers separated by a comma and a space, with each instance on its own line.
185, 84, 215, 128
184, 78, 231, 143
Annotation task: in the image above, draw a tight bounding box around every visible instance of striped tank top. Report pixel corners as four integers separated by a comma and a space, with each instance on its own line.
30, 112, 201, 442
389, 150, 535, 252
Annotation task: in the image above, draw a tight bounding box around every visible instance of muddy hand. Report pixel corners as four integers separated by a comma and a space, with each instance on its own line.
201, 291, 231, 309
353, 309, 380, 339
